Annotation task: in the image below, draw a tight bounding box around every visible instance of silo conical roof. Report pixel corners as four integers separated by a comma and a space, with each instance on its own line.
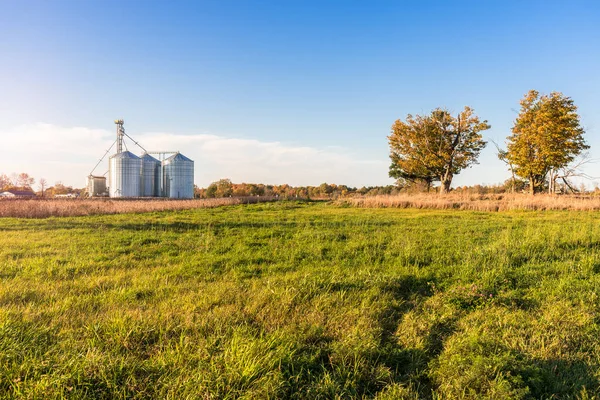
164, 152, 193, 163
141, 153, 160, 162
110, 150, 141, 160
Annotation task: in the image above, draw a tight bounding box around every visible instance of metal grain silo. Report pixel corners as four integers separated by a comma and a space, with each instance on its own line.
141, 153, 161, 197
162, 152, 194, 199
109, 151, 141, 197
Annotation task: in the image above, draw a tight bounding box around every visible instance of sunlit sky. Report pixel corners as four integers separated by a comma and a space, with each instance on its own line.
1, 0, 599, 188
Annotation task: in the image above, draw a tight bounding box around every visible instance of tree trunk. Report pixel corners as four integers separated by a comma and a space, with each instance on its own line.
562, 177, 578, 194
510, 166, 516, 193
548, 169, 558, 195
440, 176, 452, 195
529, 177, 535, 195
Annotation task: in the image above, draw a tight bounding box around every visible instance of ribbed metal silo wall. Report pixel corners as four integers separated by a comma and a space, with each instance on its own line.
108, 158, 118, 197
163, 154, 194, 199
141, 154, 160, 197
109, 151, 141, 197
156, 166, 164, 197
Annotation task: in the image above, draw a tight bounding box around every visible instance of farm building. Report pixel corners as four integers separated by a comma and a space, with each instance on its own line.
0, 190, 37, 198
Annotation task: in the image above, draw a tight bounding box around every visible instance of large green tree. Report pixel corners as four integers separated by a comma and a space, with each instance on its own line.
506, 90, 588, 194
388, 107, 490, 194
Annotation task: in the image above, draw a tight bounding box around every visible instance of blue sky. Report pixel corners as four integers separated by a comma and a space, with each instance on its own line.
1, 0, 599, 188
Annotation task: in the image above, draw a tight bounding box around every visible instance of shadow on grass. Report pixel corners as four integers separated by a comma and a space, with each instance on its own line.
521, 356, 600, 398
274, 275, 438, 398
375, 275, 446, 398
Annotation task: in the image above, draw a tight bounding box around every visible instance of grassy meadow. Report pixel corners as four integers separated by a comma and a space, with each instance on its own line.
2, 201, 600, 398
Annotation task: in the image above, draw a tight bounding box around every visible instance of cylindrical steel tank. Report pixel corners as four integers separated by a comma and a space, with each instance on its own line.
140, 154, 160, 197
162, 152, 194, 199
109, 151, 141, 197
157, 164, 164, 197
87, 175, 107, 197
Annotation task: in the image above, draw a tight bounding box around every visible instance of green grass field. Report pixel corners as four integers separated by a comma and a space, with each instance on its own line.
2, 201, 600, 399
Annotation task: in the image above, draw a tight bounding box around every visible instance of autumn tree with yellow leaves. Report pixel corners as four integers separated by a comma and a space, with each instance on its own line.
388, 107, 490, 194
505, 90, 588, 194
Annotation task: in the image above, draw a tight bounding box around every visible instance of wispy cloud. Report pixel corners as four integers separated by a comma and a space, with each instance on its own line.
0, 123, 391, 188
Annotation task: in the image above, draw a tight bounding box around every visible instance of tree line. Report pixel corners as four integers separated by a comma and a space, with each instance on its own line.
196, 179, 399, 199
0, 173, 37, 191
197, 178, 600, 199
388, 90, 589, 194
0, 174, 408, 199
0, 173, 82, 197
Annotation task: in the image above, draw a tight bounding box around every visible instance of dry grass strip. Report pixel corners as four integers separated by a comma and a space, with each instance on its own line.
338, 193, 600, 211
0, 197, 278, 218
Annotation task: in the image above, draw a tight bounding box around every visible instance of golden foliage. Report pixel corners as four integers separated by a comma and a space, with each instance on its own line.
506, 90, 588, 193
388, 107, 490, 194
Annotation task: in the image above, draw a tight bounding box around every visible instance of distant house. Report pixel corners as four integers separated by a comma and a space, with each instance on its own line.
54, 193, 78, 198
0, 190, 37, 198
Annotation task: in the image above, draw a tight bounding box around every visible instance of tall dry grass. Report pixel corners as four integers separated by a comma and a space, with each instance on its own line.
0, 197, 279, 218
338, 193, 600, 211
